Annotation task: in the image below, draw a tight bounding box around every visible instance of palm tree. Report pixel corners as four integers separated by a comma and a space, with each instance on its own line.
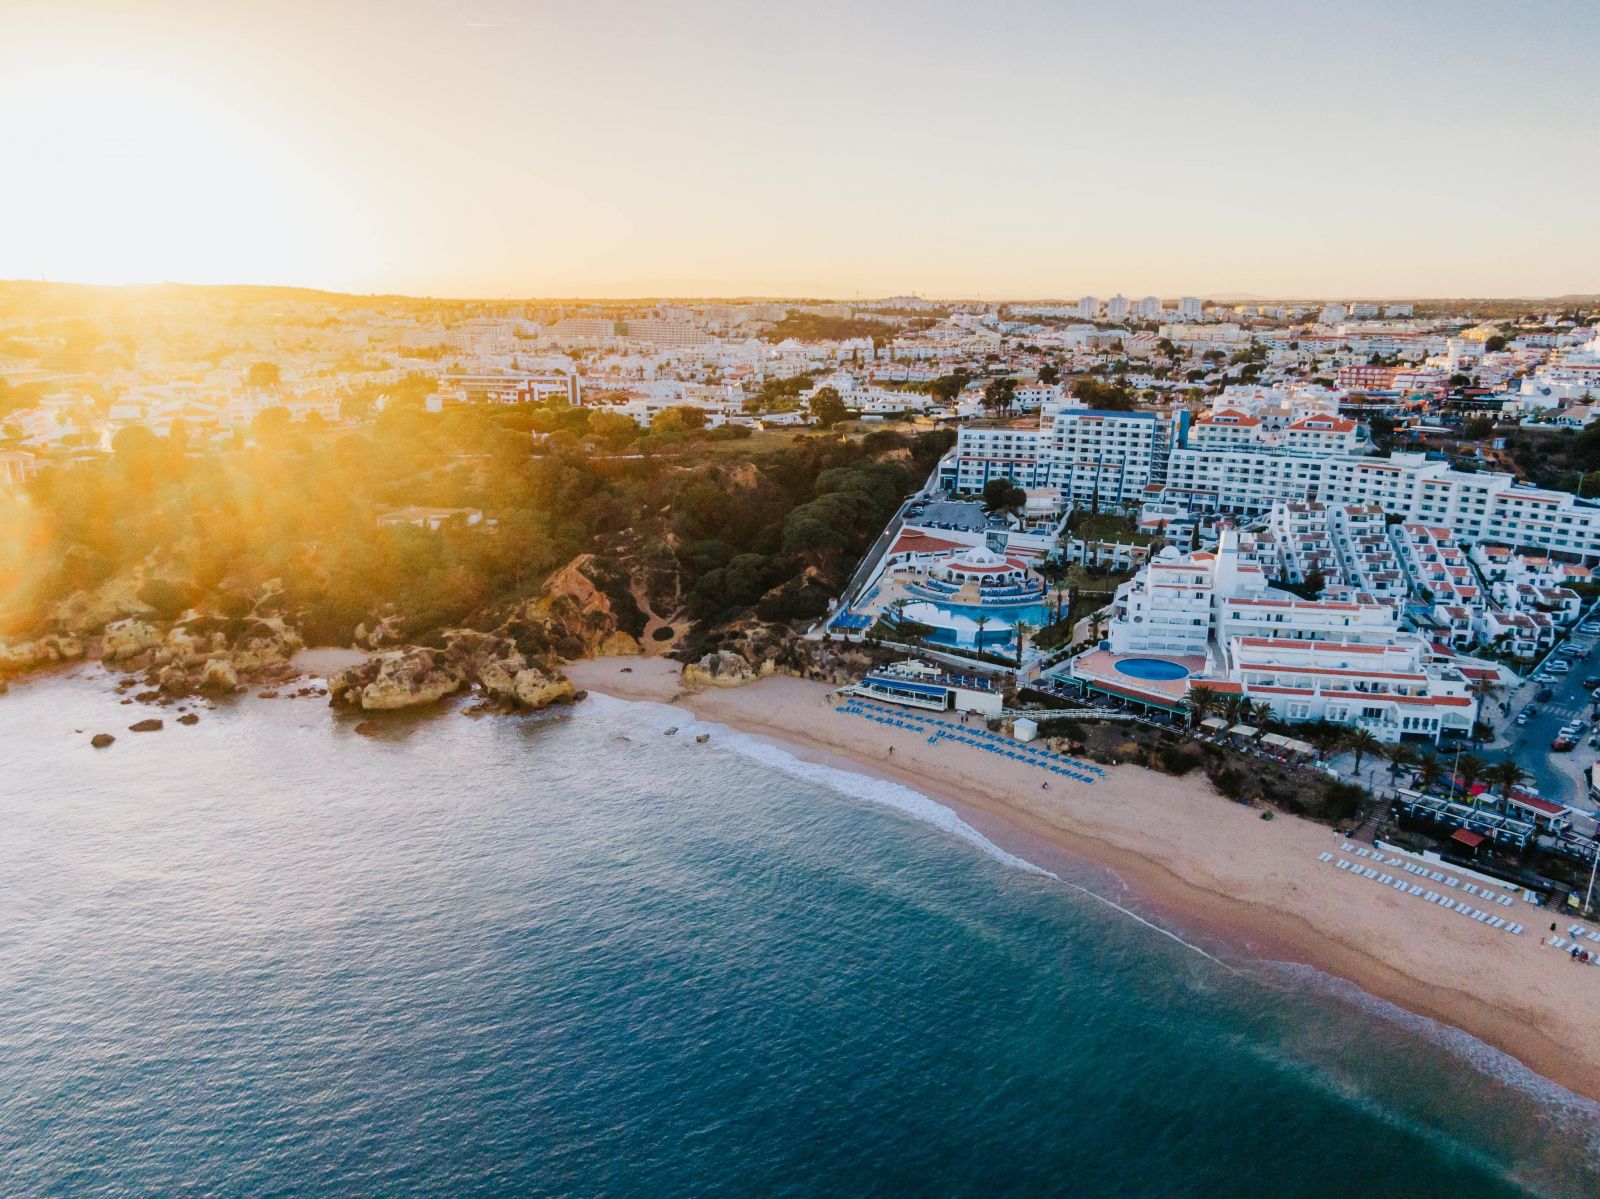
1346, 727, 1381, 775
1455, 753, 1487, 803
1221, 694, 1244, 726
1014, 620, 1032, 669
1484, 760, 1529, 797
975, 613, 990, 651
1414, 752, 1445, 795
1308, 724, 1347, 762
1382, 742, 1414, 782
1186, 684, 1221, 731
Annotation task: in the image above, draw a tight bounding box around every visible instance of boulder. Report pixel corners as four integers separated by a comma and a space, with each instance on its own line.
157, 662, 194, 697
177, 712, 200, 725
128, 718, 164, 733
510, 666, 576, 710
329, 647, 467, 711
90, 733, 115, 749
683, 650, 761, 690
101, 619, 163, 663
198, 658, 240, 693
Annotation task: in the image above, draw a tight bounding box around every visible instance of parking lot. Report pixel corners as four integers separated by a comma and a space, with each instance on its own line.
1487, 620, 1600, 811
907, 498, 993, 533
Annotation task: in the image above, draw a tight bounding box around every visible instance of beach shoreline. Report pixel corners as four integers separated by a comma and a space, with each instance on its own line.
567, 656, 1600, 1106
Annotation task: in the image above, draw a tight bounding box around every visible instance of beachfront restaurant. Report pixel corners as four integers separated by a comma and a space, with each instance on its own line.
850, 660, 1005, 717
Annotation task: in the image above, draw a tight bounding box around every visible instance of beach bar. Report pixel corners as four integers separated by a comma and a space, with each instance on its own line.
849, 659, 1005, 717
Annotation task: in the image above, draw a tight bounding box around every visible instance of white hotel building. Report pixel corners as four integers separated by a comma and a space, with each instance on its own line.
941, 402, 1600, 562
1094, 531, 1478, 743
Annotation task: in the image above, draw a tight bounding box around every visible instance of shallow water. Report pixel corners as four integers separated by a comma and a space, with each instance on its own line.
3, 669, 1598, 1197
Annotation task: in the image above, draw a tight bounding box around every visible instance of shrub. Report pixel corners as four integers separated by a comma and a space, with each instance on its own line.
137, 578, 198, 621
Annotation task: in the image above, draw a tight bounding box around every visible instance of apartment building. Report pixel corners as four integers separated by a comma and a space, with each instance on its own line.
940, 408, 1181, 507
1100, 531, 1476, 743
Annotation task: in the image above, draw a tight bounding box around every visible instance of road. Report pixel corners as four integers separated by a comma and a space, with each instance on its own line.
1484, 630, 1600, 811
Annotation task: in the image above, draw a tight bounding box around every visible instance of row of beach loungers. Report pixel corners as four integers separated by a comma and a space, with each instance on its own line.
832, 700, 1106, 785
1545, 925, 1600, 959
835, 702, 930, 736
1315, 848, 1527, 935
925, 727, 1099, 784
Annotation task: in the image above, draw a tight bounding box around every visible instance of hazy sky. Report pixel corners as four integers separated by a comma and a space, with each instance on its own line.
5, 0, 1597, 299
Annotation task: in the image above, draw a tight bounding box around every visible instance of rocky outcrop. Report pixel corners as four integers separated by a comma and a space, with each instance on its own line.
683, 650, 769, 690
327, 630, 578, 713
128, 718, 163, 732
329, 647, 467, 711
511, 666, 576, 709
0, 633, 86, 676
198, 658, 239, 693
90, 733, 115, 748
100, 619, 164, 663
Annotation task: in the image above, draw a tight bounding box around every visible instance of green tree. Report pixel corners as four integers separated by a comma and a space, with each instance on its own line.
1345, 727, 1380, 774
809, 386, 848, 428
982, 377, 1017, 415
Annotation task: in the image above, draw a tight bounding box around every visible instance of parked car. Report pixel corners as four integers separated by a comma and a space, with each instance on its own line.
1553, 736, 1576, 752
1583, 676, 1600, 690
1581, 622, 1600, 634
1516, 713, 1530, 726
1537, 687, 1555, 702
1548, 660, 1571, 673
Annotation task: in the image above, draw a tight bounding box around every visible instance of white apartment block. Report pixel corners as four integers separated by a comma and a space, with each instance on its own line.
1077, 296, 1100, 320
1103, 531, 1476, 743
940, 409, 1179, 508
1105, 295, 1130, 321
1178, 297, 1204, 320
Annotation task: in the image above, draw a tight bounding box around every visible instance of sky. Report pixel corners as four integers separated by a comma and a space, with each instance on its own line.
3, 0, 1598, 300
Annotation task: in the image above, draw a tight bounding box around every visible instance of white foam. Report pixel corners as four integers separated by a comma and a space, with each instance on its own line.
580, 691, 1228, 967
1267, 959, 1600, 1160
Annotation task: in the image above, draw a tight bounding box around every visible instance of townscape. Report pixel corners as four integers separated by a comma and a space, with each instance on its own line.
8, 281, 1600, 1124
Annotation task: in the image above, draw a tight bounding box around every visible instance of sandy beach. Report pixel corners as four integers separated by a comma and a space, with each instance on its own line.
569, 656, 1600, 1104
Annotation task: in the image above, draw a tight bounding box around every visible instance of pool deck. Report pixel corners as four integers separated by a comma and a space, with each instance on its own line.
1068, 649, 1207, 709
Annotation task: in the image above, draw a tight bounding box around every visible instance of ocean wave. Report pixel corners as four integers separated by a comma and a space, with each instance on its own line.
1265, 959, 1600, 1166
578, 691, 1228, 967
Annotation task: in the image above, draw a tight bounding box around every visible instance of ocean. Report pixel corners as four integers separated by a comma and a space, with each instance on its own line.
3, 669, 1599, 1198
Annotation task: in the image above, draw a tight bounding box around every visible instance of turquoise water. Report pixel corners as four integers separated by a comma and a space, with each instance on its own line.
3, 669, 1599, 1196
903, 598, 1054, 648
1114, 657, 1192, 681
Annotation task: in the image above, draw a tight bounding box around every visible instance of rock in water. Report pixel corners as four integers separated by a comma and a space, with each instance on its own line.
90, 733, 115, 749
177, 713, 200, 725
128, 718, 163, 733
695, 733, 710, 743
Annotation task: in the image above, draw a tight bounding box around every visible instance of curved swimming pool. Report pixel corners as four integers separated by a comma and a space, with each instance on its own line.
1113, 657, 1191, 682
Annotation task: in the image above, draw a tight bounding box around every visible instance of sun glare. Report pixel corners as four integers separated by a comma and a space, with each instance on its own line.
2, 61, 356, 288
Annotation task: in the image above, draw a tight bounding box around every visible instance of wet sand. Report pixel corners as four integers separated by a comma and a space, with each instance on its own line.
568, 656, 1600, 1104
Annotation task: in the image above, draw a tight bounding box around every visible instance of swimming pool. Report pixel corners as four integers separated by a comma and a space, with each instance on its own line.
898, 599, 1055, 648
1113, 657, 1191, 682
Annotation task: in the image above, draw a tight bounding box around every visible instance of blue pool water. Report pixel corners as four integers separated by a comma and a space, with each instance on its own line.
902, 599, 1055, 648
4, 670, 1600, 1196
1114, 657, 1192, 681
